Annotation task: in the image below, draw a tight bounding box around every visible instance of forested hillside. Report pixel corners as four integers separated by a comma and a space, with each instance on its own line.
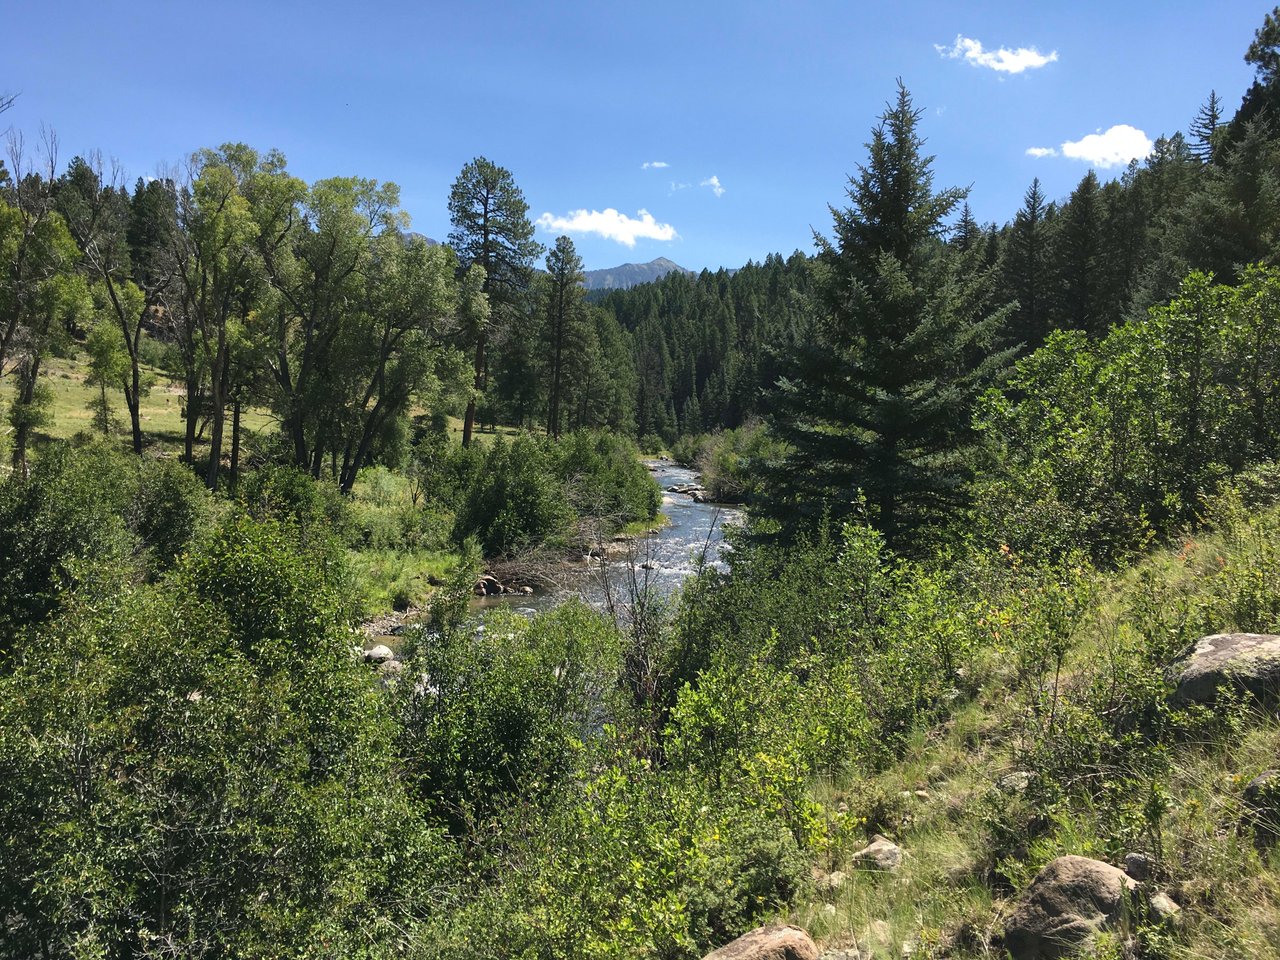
4, 7, 1280, 960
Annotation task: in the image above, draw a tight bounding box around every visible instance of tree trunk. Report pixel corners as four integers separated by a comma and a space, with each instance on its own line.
463, 334, 485, 447
229, 398, 242, 489
11, 354, 42, 477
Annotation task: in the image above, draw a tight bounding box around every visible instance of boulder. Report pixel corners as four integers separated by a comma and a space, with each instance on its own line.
1170, 633, 1280, 706
703, 924, 819, 960
1003, 855, 1138, 959
1244, 769, 1280, 842
851, 835, 902, 871
999, 771, 1034, 794
362, 644, 394, 665
815, 869, 848, 894
1123, 852, 1153, 881
1147, 891, 1181, 924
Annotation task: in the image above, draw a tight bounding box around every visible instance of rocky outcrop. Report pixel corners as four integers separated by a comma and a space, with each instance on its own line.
1003, 855, 1138, 959
362, 644, 394, 665
702, 924, 819, 960
1170, 633, 1280, 706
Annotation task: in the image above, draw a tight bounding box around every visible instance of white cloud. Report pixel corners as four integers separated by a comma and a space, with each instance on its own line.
535, 208, 678, 247
1026, 146, 1059, 158
1060, 124, 1153, 168
669, 181, 691, 193
642, 160, 669, 169
700, 175, 725, 198
935, 34, 1058, 74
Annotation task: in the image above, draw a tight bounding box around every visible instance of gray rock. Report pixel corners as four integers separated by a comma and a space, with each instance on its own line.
362, 644, 394, 664
815, 869, 848, 893
1243, 769, 1280, 811
851, 835, 902, 871
702, 923, 819, 960
1123, 852, 1153, 881
1244, 769, 1280, 842
1147, 891, 1181, 923
1170, 633, 1280, 706
1000, 771, 1034, 794
1003, 855, 1138, 959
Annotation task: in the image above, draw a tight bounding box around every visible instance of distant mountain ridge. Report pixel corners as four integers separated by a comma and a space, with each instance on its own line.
583, 257, 691, 290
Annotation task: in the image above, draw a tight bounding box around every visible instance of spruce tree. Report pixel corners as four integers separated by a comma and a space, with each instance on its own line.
758, 83, 1012, 550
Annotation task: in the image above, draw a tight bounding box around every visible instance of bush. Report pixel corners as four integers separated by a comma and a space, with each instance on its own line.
452, 435, 575, 556
0, 514, 453, 958
396, 600, 620, 831
0, 444, 138, 648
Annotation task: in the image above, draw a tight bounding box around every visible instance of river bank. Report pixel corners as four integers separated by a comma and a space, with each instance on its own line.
362, 461, 743, 640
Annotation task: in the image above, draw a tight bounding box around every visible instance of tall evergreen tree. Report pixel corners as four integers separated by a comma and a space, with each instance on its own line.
447, 157, 540, 446
1002, 178, 1051, 351
758, 83, 1013, 549
1190, 90, 1224, 163
1053, 170, 1105, 337
543, 234, 585, 438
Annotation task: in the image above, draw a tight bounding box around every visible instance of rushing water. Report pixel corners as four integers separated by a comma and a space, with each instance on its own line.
474, 460, 743, 616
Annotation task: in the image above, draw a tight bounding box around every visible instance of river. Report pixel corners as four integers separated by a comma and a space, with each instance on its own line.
473, 460, 743, 617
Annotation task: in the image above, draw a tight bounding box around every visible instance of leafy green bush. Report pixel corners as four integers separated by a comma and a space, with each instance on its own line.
0, 514, 453, 959
452, 434, 574, 556
0, 444, 138, 648
130, 456, 213, 572
553, 429, 660, 528
396, 600, 620, 830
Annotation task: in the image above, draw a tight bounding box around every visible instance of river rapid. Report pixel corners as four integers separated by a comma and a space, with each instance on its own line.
474, 460, 744, 617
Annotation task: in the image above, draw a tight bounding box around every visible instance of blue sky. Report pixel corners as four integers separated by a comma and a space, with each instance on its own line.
2, 0, 1267, 272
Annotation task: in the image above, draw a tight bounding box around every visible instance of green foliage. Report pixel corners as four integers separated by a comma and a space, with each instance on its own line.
0, 514, 452, 958
757, 84, 1013, 550
130, 456, 213, 573
974, 268, 1280, 562
671, 421, 786, 502
0, 445, 132, 648
397, 601, 620, 830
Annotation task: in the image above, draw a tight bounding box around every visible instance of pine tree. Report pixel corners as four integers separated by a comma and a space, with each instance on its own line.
1002, 179, 1051, 350
1053, 170, 1105, 337
447, 157, 541, 446
543, 234, 585, 438
758, 83, 1013, 549
1190, 90, 1224, 163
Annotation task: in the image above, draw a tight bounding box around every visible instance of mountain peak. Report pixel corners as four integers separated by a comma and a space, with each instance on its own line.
583, 257, 691, 291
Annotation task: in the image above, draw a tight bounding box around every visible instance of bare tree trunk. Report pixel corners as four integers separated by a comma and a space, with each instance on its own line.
229, 398, 242, 489
463, 334, 485, 447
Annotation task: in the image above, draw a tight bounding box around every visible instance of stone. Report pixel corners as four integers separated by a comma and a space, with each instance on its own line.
999, 771, 1034, 794
1169, 633, 1280, 706
1244, 769, 1280, 843
1003, 855, 1138, 959
1243, 769, 1280, 811
851, 835, 902, 871
1123, 852, 1153, 881
1147, 891, 1181, 923
362, 644, 394, 664
816, 869, 848, 893
702, 923, 819, 960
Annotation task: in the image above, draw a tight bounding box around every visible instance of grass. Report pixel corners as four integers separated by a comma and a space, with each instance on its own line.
776, 504, 1280, 958
0, 352, 275, 452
